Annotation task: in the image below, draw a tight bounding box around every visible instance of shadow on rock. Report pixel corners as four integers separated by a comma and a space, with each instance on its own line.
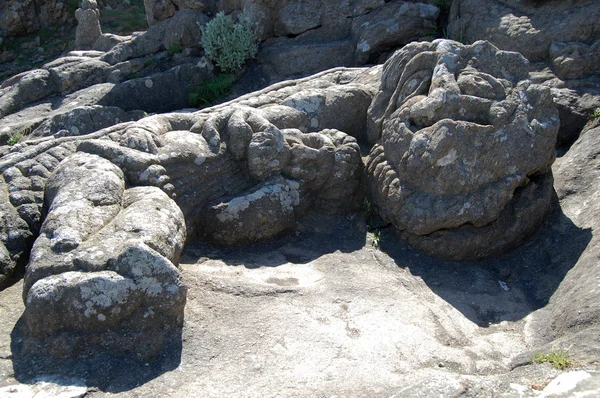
182, 212, 367, 269
377, 202, 591, 328
10, 317, 183, 392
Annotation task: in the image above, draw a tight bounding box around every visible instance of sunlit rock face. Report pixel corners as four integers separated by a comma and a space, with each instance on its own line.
366, 39, 559, 260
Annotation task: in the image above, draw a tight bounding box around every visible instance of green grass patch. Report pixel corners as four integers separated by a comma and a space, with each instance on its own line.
100, 1, 147, 35
168, 43, 183, 55
7, 134, 23, 146
435, 0, 452, 12
532, 351, 572, 370
65, 0, 79, 10
189, 74, 233, 109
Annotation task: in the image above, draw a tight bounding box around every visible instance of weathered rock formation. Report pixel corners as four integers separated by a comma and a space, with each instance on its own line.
75, 0, 103, 51
0, 0, 74, 38
448, 0, 600, 146
144, 0, 441, 82
366, 40, 559, 260
0, 66, 378, 358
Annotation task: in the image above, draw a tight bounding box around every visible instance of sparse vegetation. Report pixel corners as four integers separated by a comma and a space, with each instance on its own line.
7, 134, 23, 146
100, 0, 147, 34
7, 126, 31, 146
371, 230, 382, 249
168, 43, 184, 55
435, 0, 453, 12
531, 351, 572, 370
592, 107, 600, 118
189, 74, 234, 109
200, 9, 259, 73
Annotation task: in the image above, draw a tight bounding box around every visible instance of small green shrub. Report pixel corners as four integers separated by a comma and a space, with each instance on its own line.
7, 126, 31, 146
189, 74, 234, 108
592, 107, 600, 118
371, 230, 382, 250
168, 43, 183, 55
7, 134, 23, 146
200, 10, 259, 73
532, 351, 572, 370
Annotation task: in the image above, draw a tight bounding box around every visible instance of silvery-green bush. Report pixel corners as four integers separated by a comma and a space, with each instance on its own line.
200, 10, 259, 73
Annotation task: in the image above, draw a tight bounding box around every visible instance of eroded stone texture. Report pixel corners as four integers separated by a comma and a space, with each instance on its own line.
366, 40, 559, 260
22, 153, 187, 358
75, 0, 102, 51
0, 67, 375, 359
447, 0, 600, 145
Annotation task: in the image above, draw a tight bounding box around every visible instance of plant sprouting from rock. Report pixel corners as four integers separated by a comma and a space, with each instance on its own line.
200, 10, 259, 73
189, 74, 233, 109
531, 351, 572, 370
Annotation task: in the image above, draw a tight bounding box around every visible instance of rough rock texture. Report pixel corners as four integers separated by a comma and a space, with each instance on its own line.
366, 40, 559, 260
448, 0, 600, 146
143, 0, 438, 85
0, 0, 74, 38
0, 31, 213, 146
448, 0, 600, 68
0, 67, 377, 362
2, 208, 600, 396
144, 0, 207, 26
521, 121, 600, 361
75, 0, 103, 51
22, 154, 188, 357
0, 31, 600, 395
254, 0, 440, 82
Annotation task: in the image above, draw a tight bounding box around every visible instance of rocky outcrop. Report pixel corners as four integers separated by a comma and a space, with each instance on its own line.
0, 26, 214, 146
75, 0, 103, 51
448, 0, 600, 68
524, 120, 600, 355
142, 0, 439, 83
0, 0, 74, 38
366, 40, 559, 260
447, 0, 600, 146
22, 153, 187, 358
0, 66, 377, 359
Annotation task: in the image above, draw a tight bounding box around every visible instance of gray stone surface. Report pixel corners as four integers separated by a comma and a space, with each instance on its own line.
352, 1, 439, 64
2, 204, 600, 396
1, 25, 600, 395
448, 0, 600, 67
366, 40, 559, 260
21, 152, 187, 358
0, 67, 377, 362
0, 0, 73, 38
447, 0, 600, 147
75, 0, 102, 51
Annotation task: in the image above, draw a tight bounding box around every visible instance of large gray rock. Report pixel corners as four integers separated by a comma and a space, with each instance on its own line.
0, 66, 376, 359
351, 1, 439, 64
448, 0, 600, 68
195, 106, 364, 244
22, 153, 187, 358
447, 0, 600, 147
366, 40, 559, 260
523, 122, 600, 355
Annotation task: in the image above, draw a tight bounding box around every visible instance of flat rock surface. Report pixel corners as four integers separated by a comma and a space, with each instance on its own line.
1, 205, 599, 396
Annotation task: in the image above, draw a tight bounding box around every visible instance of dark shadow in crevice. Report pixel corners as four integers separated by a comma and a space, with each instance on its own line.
376, 201, 591, 327
10, 316, 183, 393
181, 211, 368, 269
